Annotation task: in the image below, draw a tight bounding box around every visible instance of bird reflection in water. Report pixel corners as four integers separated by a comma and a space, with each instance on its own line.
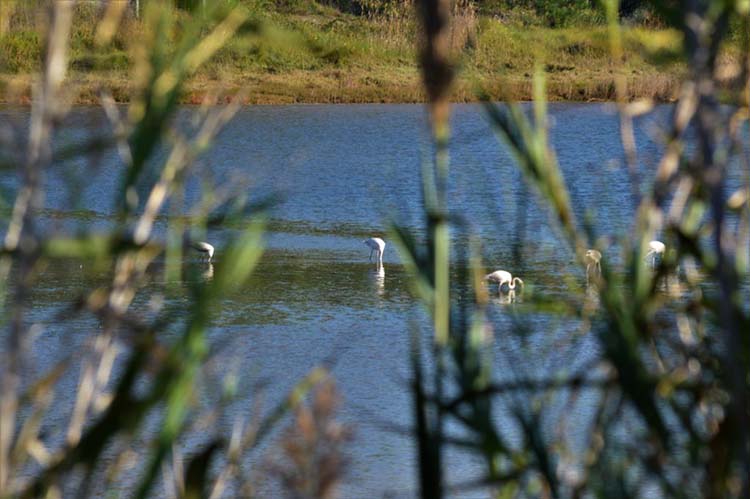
584, 249, 602, 305
370, 265, 385, 295
201, 262, 214, 281
584, 282, 601, 312
493, 289, 518, 305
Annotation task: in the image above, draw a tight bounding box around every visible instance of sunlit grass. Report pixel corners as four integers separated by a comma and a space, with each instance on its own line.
0, 2, 692, 103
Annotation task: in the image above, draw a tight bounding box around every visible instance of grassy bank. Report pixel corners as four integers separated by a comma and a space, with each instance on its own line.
0, 2, 693, 104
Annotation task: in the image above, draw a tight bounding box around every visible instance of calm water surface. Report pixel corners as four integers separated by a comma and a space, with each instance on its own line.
3, 103, 727, 497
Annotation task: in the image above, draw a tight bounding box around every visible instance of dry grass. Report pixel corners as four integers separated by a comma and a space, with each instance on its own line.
0, 65, 685, 104
267, 378, 351, 499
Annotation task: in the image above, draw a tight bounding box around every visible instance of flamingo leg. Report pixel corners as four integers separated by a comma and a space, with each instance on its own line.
645, 250, 655, 268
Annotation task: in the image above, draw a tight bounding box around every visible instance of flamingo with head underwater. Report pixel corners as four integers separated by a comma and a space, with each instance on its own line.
485, 269, 524, 293
645, 240, 665, 268
585, 249, 602, 285
183, 237, 215, 263
364, 237, 386, 266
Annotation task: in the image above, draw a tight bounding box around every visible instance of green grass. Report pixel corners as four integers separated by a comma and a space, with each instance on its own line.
0, 1, 691, 103
0, 30, 41, 73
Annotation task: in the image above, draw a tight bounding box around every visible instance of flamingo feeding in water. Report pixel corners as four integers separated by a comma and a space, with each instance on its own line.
485, 269, 524, 293
364, 237, 386, 266
645, 240, 665, 268
585, 249, 602, 285
188, 241, 215, 262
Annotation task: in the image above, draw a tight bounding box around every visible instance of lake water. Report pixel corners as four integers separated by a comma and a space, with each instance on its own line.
1, 103, 735, 497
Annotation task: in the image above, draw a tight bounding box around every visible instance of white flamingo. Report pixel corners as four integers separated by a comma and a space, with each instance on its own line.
188, 241, 215, 262
645, 240, 665, 268
585, 249, 602, 285
485, 269, 524, 293
364, 237, 386, 266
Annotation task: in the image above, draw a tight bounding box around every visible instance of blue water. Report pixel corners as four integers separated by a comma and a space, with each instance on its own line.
2, 103, 740, 497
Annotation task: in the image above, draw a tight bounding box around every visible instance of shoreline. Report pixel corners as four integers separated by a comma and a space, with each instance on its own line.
0, 72, 682, 106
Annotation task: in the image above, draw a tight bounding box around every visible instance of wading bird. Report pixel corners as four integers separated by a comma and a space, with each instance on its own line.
485, 269, 524, 293
645, 240, 665, 269
585, 249, 602, 285
188, 241, 215, 262
364, 237, 386, 265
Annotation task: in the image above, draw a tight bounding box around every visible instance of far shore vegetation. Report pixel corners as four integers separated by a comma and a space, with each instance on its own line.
0, 0, 742, 104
